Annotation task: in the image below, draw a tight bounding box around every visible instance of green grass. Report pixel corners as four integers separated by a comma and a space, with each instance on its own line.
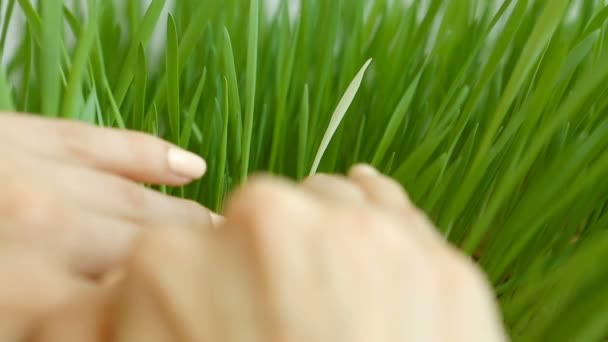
2, 0, 608, 339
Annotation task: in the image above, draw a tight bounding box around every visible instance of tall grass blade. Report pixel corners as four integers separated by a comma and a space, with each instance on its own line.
310, 59, 372, 175
166, 13, 180, 142
240, 0, 259, 183
40, 0, 63, 116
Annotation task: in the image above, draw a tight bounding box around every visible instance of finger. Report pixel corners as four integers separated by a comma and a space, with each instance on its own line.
301, 174, 367, 205
6, 149, 221, 230
114, 228, 214, 341
0, 114, 206, 185
224, 175, 320, 231
348, 164, 444, 243
32, 229, 215, 342
1, 165, 213, 276
1, 202, 139, 276
63, 213, 140, 276
0, 247, 95, 341
47, 161, 214, 229
114, 225, 269, 342
348, 164, 414, 214
222, 176, 326, 319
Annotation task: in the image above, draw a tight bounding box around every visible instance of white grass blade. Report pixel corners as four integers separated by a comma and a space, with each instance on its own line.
310, 59, 372, 175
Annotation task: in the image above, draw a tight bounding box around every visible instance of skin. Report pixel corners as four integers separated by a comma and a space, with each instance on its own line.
37, 170, 504, 341
0, 114, 506, 341
0, 113, 214, 340
0, 114, 214, 275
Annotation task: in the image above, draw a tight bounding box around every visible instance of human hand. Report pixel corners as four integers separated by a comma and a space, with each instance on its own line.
0, 113, 215, 275
34, 165, 506, 341
0, 113, 217, 339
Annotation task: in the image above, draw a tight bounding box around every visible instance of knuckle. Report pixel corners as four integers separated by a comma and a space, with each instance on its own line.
180, 198, 205, 212
327, 208, 384, 248
119, 181, 148, 212
0, 184, 66, 237
226, 176, 297, 223
58, 119, 89, 133
336, 207, 378, 230
235, 176, 279, 203
123, 131, 155, 162
129, 229, 197, 278
128, 234, 166, 284
303, 173, 337, 185
128, 130, 159, 148
56, 121, 92, 160
122, 131, 173, 175
130, 231, 169, 270
240, 214, 280, 251
224, 177, 308, 253
177, 198, 212, 225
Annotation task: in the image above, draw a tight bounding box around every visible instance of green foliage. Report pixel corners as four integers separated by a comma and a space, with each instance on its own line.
1, 0, 608, 339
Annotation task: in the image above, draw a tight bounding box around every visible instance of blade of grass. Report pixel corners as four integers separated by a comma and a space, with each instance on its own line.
371, 69, 423, 167
16, 0, 41, 44
0, 67, 14, 110
465, 54, 608, 254
181, 68, 207, 147
352, 114, 367, 165
144, 1, 220, 122
0, 0, 15, 58
581, 5, 608, 38
113, 0, 166, 106
442, 0, 571, 230
61, 0, 99, 118
79, 91, 97, 124
166, 13, 180, 143
222, 28, 243, 162
268, 1, 299, 172
103, 78, 126, 129
310, 58, 372, 175
216, 77, 229, 211
240, 0, 259, 183
19, 26, 32, 110
297, 84, 310, 180
40, 0, 63, 116
132, 44, 147, 130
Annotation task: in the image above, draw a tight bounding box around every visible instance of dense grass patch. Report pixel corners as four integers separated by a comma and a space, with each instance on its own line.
1, 0, 608, 339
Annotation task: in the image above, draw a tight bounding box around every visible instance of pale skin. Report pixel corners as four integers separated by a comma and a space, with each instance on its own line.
0, 113, 506, 341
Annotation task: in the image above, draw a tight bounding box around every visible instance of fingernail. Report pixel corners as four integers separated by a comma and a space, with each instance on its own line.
354, 164, 379, 176
168, 147, 207, 179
